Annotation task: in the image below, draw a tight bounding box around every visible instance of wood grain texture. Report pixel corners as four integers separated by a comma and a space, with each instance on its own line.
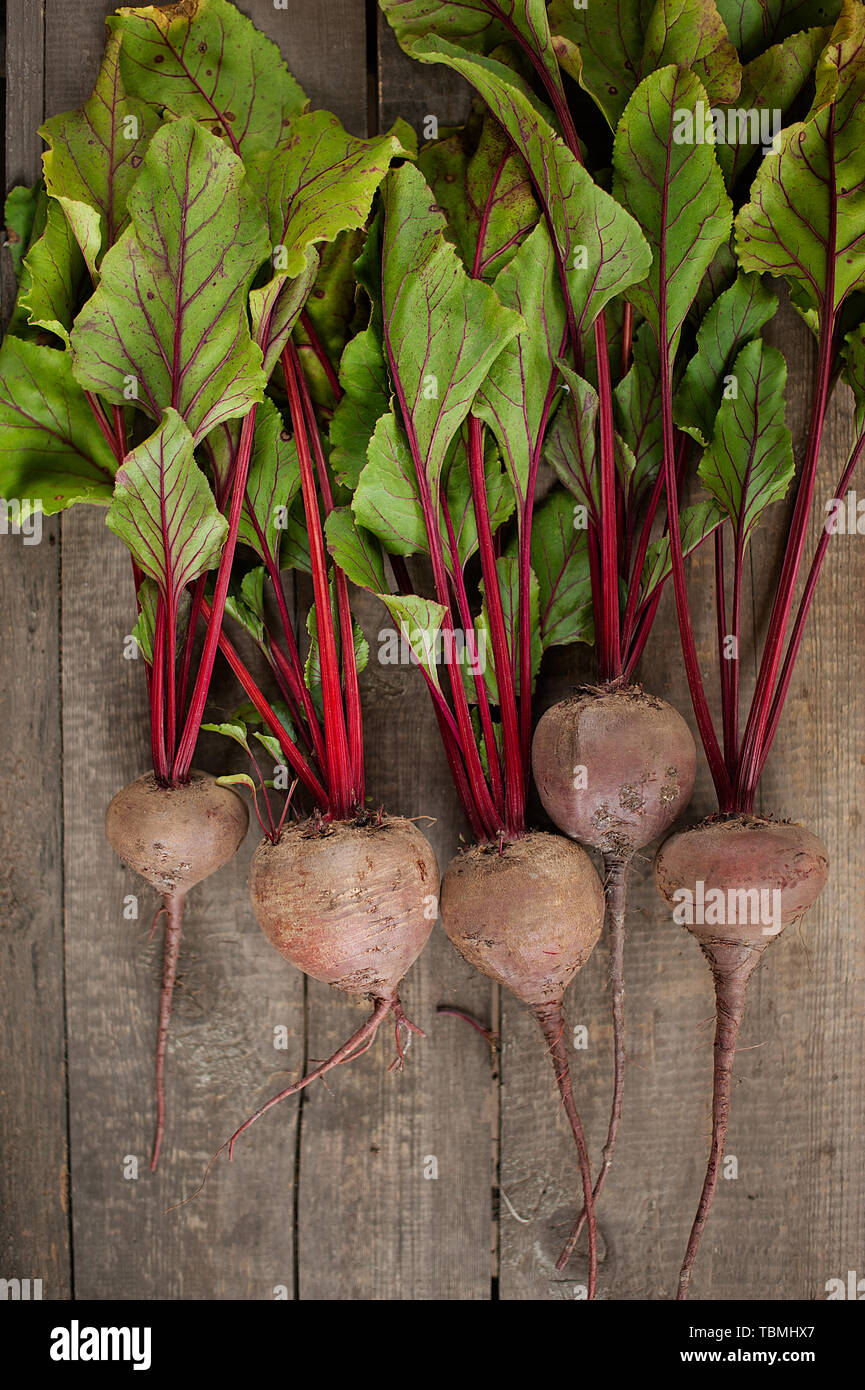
3, 0, 862, 1304
0, 0, 71, 1300
498, 303, 865, 1300
293, 15, 493, 1300
53, 0, 301, 1300
296, 589, 495, 1299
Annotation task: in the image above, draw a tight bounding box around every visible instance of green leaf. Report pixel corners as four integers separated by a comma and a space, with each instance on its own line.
106, 409, 227, 601
527, 487, 594, 651
329, 216, 389, 487
131, 576, 191, 665
715, 28, 830, 187
613, 66, 733, 361
249, 245, 319, 384
545, 364, 600, 518
236, 398, 300, 565
444, 435, 515, 571
277, 493, 313, 575
225, 566, 267, 646
16, 200, 86, 346
715, 0, 841, 61
377, 592, 447, 694
380, 0, 565, 93
254, 732, 290, 769
615, 322, 663, 507
377, 160, 523, 495
547, 0, 648, 128
234, 698, 296, 740
412, 37, 651, 342
4, 183, 42, 282
675, 271, 777, 445
418, 111, 539, 280
294, 229, 366, 405
473, 220, 566, 505
40, 29, 160, 274
643, 0, 741, 105
697, 339, 794, 541
305, 590, 369, 694
330, 319, 390, 489
71, 119, 268, 444
0, 338, 116, 516
353, 411, 427, 556
215, 772, 259, 795
841, 320, 865, 424
548, 0, 741, 128
247, 112, 407, 373
324, 507, 387, 592
200, 717, 252, 753
113, 0, 307, 156
735, 6, 865, 318
640, 499, 724, 598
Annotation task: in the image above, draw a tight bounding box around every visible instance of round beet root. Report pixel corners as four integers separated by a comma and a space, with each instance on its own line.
532, 686, 697, 855
106, 770, 249, 896
533, 687, 695, 1273
440, 831, 603, 1005
250, 815, 437, 999
655, 814, 829, 1299
211, 815, 438, 1164
656, 814, 830, 945
105, 770, 248, 1170
440, 830, 604, 1296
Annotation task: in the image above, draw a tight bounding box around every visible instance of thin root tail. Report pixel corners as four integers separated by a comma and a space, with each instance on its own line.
676, 941, 763, 1299
150, 891, 184, 1173
169, 992, 412, 1213
556, 852, 629, 1272
535, 999, 598, 1300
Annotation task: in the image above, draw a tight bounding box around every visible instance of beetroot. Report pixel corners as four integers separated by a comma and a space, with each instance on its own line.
656, 815, 829, 1297
532, 687, 696, 856
532, 686, 696, 1266
441, 831, 605, 1296
220, 815, 438, 1153
106, 770, 248, 1168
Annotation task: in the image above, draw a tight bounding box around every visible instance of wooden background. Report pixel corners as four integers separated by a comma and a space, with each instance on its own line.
1, 0, 862, 1302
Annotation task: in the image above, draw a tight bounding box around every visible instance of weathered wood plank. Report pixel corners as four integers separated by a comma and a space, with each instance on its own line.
8, 0, 859, 1304
0, 0, 72, 1301
296, 591, 496, 1300
290, 12, 492, 1302
376, 12, 470, 136
500, 302, 865, 1299
54, 0, 301, 1300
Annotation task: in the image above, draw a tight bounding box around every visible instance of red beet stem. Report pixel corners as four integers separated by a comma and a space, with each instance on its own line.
557, 852, 628, 1270
677, 941, 763, 1299
150, 891, 184, 1172
535, 1000, 598, 1299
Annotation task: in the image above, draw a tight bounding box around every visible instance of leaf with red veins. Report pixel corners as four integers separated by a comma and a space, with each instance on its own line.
112, 0, 307, 157
40, 28, 160, 275
735, 1, 865, 318
697, 339, 795, 543
380, 0, 566, 96
247, 112, 407, 376
107, 408, 227, 605
0, 338, 117, 517
410, 37, 651, 346
613, 65, 733, 363
71, 119, 268, 445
